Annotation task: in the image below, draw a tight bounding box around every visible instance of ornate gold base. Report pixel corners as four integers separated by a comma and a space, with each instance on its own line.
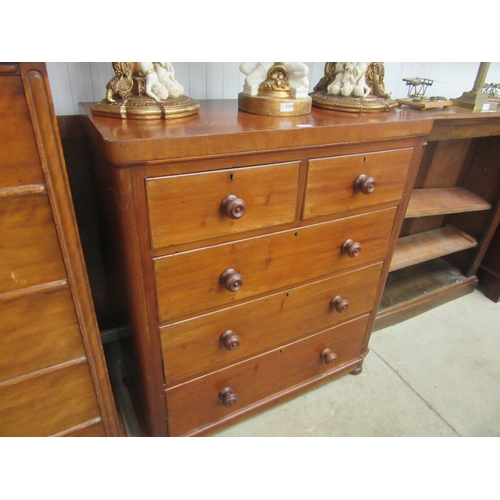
91, 95, 200, 120
452, 91, 498, 112
238, 93, 312, 116
310, 90, 398, 113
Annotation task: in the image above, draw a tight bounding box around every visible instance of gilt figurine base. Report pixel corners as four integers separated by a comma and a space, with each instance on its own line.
311, 90, 398, 113
238, 93, 312, 117
91, 95, 200, 120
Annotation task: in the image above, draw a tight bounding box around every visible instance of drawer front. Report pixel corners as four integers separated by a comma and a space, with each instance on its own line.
166, 315, 369, 436
303, 148, 413, 219
161, 263, 382, 385
0, 75, 45, 189
0, 285, 85, 381
146, 162, 300, 249
154, 207, 396, 322
0, 361, 100, 437
0, 194, 67, 293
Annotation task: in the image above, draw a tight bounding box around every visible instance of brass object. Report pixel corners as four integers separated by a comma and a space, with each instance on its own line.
452, 62, 498, 112
91, 62, 200, 120
311, 62, 398, 113
238, 62, 312, 117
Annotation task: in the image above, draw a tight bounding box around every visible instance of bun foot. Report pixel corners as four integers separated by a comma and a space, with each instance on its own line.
350, 365, 363, 375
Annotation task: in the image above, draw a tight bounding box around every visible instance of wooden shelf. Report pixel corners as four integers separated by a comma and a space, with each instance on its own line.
390, 225, 478, 272
406, 188, 491, 218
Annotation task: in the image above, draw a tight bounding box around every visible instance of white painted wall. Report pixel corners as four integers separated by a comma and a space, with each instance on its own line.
46, 62, 500, 117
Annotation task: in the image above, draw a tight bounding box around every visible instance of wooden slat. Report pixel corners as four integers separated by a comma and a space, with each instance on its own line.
406, 188, 492, 218
390, 225, 478, 272
0, 74, 44, 189
52, 418, 106, 437
0, 360, 100, 437
0, 283, 85, 381
0, 194, 67, 293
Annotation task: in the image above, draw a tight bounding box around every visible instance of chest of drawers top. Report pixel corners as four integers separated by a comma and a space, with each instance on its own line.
81, 100, 432, 167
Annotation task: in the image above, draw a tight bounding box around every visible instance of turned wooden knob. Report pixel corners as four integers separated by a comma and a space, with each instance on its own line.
354, 174, 376, 195
321, 348, 337, 365
330, 295, 349, 313
221, 194, 246, 219
219, 387, 238, 408
341, 239, 361, 258
221, 330, 241, 351
220, 268, 244, 292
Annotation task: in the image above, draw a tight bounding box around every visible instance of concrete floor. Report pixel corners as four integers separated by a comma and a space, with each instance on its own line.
108, 289, 500, 437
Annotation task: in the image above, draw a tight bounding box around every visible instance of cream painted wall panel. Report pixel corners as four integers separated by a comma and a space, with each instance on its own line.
90, 62, 114, 102
206, 62, 224, 99
172, 62, 191, 97
189, 62, 207, 100
222, 62, 243, 99
66, 63, 96, 115
46, 62, 75, 116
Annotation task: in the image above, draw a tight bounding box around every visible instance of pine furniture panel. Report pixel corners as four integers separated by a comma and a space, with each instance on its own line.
0, 63, 123, 436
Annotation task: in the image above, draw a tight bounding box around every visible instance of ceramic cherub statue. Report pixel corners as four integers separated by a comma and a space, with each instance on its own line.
240, 62, 310, 98
137, 62, 184, 102
327, 62, 371, 98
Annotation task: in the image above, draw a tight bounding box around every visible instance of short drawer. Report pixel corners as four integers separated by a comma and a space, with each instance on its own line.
154, 207, 396, 322
146, 161, 300, 249
303, 148, 413, 219
0, 194, 67, 293
166, 314, 369, 436
0, 284, 85, 381
161, 263, 382, 385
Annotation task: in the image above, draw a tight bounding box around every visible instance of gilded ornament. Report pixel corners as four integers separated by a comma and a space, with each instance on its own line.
92, 62, 200, 120
311, 62, 398, 113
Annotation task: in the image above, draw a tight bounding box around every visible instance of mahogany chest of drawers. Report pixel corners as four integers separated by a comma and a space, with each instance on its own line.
0, 63, 122, 436
82, 100, 432, 436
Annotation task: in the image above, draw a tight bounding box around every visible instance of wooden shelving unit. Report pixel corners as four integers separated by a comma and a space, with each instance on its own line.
375, 106, 500, 331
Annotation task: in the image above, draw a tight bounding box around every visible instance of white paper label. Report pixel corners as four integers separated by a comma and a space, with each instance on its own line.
280, 102, 294, 112
482, 103, 491, 111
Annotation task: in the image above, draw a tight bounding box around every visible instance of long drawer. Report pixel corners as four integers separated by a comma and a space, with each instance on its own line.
0, 194, 66, 293
154, 207, 397, 322
161, 263, 382, 385
166, 314, 369, 436
146, 161, 301, 249
303, 148, 413, 219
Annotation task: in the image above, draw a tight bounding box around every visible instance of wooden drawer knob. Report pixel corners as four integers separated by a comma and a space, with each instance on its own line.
219, 387, 238, 408
341, 239, 361, 258
221, 194, 246, 219
354, 174, 376, 195
221, 330, 241, 351
321, 348, 337, 365
220, 268, 244, 292
330, 295, 349, 313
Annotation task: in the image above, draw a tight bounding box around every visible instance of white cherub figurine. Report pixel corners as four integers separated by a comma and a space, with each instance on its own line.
327, 62, 371, 98
154, 62, 184, 98
138, 62, 184, 102
138, 62, 169, 102
352, 62, 371, 98
240, 62, 310, 97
